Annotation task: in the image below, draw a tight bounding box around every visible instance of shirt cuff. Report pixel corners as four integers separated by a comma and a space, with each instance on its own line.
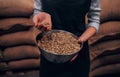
87, 22, 100, 32
33, 10, 41, 16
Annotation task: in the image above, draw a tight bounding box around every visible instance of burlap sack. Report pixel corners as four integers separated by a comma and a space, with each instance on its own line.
100, 0, 120, 22
91, 48, 120, 70
0, 0, 34, 17
0, 50, 3, 59
2, 70, 39, 77
7, 70, 39, 76
89, 21, 120, 45
0, 17, 33, 35
0, 62, 8, 71
90, 40, 120, 60
90, 48, 120, 77
90, 33, 120, 46
8, 59, 40, 70
0, 27, 40, 47
3, 45, 40, 61
90, 64, 120, 77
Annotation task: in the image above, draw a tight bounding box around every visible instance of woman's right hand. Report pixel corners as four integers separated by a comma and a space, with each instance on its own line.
33, 12, 52, 31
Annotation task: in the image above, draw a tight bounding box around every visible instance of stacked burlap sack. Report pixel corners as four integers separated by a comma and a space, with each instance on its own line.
0, 0, 41, 75
89, 0, 120, 77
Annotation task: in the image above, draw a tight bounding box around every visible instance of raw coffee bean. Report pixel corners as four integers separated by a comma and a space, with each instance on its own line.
38, 31, 81, 55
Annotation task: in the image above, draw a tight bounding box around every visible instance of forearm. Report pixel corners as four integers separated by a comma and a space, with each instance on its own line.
79, 26, 96, 42
78, 0, 101, 43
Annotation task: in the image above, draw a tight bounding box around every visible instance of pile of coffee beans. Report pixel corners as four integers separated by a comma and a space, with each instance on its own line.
38, 31, 81, 55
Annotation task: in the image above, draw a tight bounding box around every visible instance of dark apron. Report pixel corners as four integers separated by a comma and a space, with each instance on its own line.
40, 0, 91, 77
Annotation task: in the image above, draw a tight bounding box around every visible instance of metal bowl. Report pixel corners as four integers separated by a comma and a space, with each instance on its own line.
36, 30, 83, 63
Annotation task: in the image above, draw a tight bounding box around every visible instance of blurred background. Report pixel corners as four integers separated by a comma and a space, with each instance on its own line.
0, 0, 120, 77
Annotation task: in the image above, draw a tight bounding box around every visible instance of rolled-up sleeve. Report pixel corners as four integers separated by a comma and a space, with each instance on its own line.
87, 0, 101, 32
33, 0, 42, 16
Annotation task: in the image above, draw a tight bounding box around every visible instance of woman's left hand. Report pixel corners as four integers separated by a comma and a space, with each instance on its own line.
70, 36, 85, 62
78, 36, 85, 44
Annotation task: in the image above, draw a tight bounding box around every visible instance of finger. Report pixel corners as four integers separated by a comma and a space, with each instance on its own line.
78, 37, 84, 43
37, 23, 47, 31
78, 40, 83, 44
44, 22, 52, 31
39, 22, 51, 31
43, 25, 50, 31
37, 23, 43, 30
47, 23, 52, 30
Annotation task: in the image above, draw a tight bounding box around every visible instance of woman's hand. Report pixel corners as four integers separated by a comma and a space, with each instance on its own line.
33, 12, 52, 31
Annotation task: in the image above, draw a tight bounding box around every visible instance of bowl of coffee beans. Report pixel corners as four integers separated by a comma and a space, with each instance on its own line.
36, 30, 82, 63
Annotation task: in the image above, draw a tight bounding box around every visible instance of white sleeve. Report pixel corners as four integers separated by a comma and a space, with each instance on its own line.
87, 0, 101, 32
33, 0, 42, 16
